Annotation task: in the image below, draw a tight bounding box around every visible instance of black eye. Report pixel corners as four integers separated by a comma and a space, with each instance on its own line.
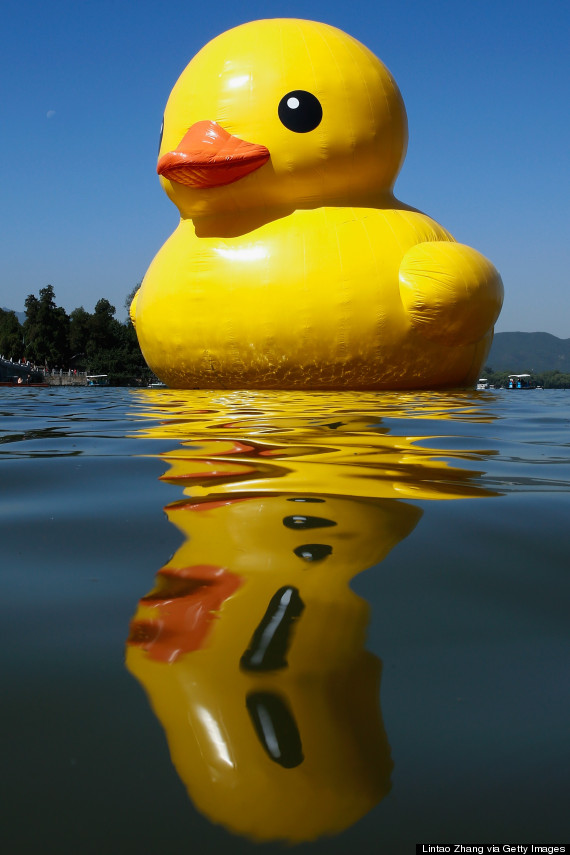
158, 117, 164, 155
278, 90, 322, 133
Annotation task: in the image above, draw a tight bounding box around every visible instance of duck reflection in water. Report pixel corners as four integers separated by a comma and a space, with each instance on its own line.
127, 492, 420, 841
126, 391, 498, 843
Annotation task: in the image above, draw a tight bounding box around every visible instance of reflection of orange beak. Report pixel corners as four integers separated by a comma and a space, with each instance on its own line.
127, 564, 242, 662
157, 120, 270, 188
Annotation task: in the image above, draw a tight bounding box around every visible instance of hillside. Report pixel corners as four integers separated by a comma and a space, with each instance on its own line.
1, 308, 26, 324
487, 332, 570, 373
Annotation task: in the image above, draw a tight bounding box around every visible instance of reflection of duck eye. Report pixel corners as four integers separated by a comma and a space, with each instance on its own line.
278, 90, 322, 133
158, 117, 164, 155
283, 514, 336, 529
294, 544, 333, 562
287, 496, 325, 503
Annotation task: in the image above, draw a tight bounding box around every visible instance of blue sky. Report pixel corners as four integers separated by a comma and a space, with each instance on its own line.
2, 0, 568, 336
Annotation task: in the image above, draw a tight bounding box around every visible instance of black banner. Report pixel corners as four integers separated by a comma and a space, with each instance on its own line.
415, 846, 569, 855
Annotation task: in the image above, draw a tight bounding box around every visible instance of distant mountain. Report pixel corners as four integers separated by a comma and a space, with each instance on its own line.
1, 308, 26, 324
488, 332, 570, 373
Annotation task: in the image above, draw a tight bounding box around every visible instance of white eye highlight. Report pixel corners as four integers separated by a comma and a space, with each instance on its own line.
287, 96, 300, 110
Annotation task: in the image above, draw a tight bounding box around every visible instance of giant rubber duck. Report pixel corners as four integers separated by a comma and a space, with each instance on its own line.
131, 19, 503, 390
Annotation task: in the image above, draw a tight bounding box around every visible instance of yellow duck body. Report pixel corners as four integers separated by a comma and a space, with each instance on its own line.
132, 19, 503, 390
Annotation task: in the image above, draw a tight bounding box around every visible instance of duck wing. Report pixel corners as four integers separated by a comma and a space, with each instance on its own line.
399, 241, 503, 346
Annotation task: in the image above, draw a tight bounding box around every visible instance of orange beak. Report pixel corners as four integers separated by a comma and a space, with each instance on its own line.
157, 120, 270, 188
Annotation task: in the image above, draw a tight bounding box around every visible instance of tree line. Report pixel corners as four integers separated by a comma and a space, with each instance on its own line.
483, 368, 570, 389
0, 285, 152, 386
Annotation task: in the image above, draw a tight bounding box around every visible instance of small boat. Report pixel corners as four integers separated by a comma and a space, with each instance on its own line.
476, 378, 489, 390
507, 374, 534, 389
86, 375, 109, 387
147, 378, 167, 388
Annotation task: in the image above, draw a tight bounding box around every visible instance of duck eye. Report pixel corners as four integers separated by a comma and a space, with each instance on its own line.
158, 117, 164, 155
278, 90, 322, 133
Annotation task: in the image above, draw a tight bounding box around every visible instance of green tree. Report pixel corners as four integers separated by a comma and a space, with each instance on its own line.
16, 284, 153, 385
23, 293, 40, 361
83, 293, 151, 384
0, 309, 23, 361
88, 299, 122, 354
124, 283, 140, 320
23, 285, 69, 366
68, 307, 92, 370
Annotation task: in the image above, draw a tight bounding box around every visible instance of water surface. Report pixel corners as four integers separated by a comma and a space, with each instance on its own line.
2, 387, 568, 853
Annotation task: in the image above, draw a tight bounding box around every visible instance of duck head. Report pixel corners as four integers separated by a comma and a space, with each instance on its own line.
157, 19, 408, 218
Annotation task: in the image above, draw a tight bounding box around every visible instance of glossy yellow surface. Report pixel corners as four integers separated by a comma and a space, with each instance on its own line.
126, 389, 499, 841
132, 19, 503, 390
133, 389, 499, 501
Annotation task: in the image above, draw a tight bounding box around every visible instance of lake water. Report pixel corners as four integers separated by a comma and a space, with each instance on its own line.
2, 387, 568, 854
